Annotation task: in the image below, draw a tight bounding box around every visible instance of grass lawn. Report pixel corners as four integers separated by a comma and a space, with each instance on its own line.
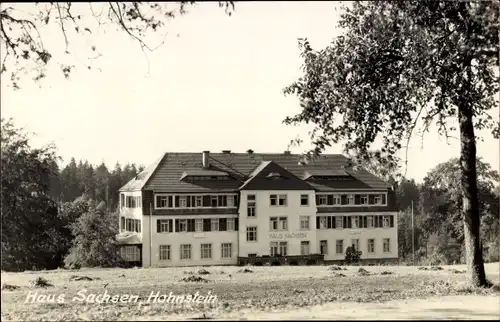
1, 262, 499, 321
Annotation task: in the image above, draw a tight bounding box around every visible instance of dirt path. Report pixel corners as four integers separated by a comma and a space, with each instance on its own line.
227, 295, 500, 320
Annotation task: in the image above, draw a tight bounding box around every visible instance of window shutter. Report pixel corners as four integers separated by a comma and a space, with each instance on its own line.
390, 215, 394, 227
341, 195, 347, 205
157, 219, 161, 233
354, 195, 361, 205
363, 216, 367, 228
175, 219, 179, 232
332, 216, 336, 229
374, 216, 379, 228
347, 216, 352, 229
235, 218, 239, 231
220, 218, 227, 231
316, 217, 320, 229
169, 219, 173, 232
379, 216, 383, 227
327, 216, 332, 229
343, 216, 347, 228
382, 194, 387, 204
175, 196, 180, 207
203, 219, 211, 232
369, 195, 375, 204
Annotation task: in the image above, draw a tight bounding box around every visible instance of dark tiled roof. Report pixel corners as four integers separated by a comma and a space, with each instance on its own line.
119, 152, 392, 193
240, 161, 314, 191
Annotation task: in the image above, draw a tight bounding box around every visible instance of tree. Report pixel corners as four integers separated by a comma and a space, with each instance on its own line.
283, 1, 499, 286
1, 118, 66, 271
344, 246, 362, 264
0, 2, 234, 88
64, 200, 119, 268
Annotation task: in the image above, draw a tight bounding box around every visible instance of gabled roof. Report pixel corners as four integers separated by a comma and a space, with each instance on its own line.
240, 161, 313, 191
118, 152, 392, 193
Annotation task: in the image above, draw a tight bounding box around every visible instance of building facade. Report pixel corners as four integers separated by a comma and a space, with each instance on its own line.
116, 151, 398, 267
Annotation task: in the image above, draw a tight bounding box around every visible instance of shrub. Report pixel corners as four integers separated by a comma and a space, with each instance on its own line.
345, 246, 362, 264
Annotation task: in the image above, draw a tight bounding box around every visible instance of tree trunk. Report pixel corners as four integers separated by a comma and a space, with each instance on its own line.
458, 97, 488, 287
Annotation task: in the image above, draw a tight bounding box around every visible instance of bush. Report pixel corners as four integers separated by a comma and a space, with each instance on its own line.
345, 246, 362, 264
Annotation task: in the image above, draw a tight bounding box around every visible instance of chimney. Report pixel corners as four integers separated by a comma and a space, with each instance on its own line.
202, 151, 210, 168
222, 150, 231, 154
246, 149, 254, 154
284, 150, 291, 155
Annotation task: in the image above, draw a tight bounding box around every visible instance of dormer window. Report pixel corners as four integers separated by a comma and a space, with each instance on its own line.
266, 172, 284, 180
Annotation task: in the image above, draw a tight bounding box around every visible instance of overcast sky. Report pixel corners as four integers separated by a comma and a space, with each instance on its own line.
1, 2, 498, 182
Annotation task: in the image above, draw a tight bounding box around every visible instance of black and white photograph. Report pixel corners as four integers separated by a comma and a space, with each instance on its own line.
1, 1, 499, 320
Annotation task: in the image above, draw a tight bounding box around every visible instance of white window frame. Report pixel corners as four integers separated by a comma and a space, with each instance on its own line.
270, 194, 277, 206
300, 241, 310, 255
200, 243, 212, 259
383, 215, 391, 228
246, 226, 257, 242
374, 194, 382, 205
211, 218, 219, 232
351, 239, 360, 251
159, 245, 170, 261
279, 217, 288, 230
270, 241, 278, 256
156, 195, 168, 209
360, 195, 368, 205
352, 216, 360, 229
367, 216, 374, 228
279, 241, 287, 256
335, 216, 343, 229
227, 195, 234, 207
333, 195, 341, 205
347, 194, 355, 205
159, 219, 170, 233
300, 216, 310, 230
367, 239, 375, 253
318, 195, 327, 206
195, 219, 203, 232
196, 196, 203, 207
336, 240, 344, 254
247, 195, 256, 217
178, 219, 188, 232
269, 217, 278, 231
221, 243, 232, 259
179, 196, 187, 208
320, 216, 327, 229
278, 194, 287, 206
180, 244, 191, 260
300, 194, 309, 206
383, 238, 390, 252
227, 218, 235, 231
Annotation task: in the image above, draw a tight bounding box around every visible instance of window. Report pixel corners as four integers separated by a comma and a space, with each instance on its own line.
270, 241, 278, 256
300, 216, 310, 230
318, 195, 327, 206
374, 194, 382, 205
320, 240, 328, 255
211, 218, 219, 231
178, 196, 187, 208
156, 196, 167, 208
180, 244, 191, 260
270, 194, 277, 206
246, 226, 257, 241
196, 196, 203, 207
121, 246, 140, 262
278, 194, 287, 206
347, 194, 355, 205
383, 238, 390, 252
367, 216, 374, 228
360, 195, 368, 205
336, 240, 344, 254
301, 241, 310, 255
335, 216, 343, 229
218, 195, 227, 207
351, 239, 360, 251
227, 218, 235, 231
211, 196, 218, 207
319, 216, 327, 229
279, 241, 287, 256
221, 243, 232, 259
279, 217, 287, 230
333, 195, 341, 205
159, 245, 170, 260
120, 217, 125, 231
368, 239, 375, 253
269, 217, 278, 231
178, 219, 188, 232
120, 194, 125, 209
137, 220, 141, 233
227, 195, 234, 207
247, 195, 256, 217
195, 219, 203, 232
300, 194, 309, 206
201, 244, 212, 259
352, 216, 360, 229
383, 215, 391, 228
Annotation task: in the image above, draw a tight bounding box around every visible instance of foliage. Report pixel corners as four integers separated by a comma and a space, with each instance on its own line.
64, 200, 120, 269
284, 0, 499, 287
344, 246, 362, 264
0, 2, 234, 88
1, 118, 64, 271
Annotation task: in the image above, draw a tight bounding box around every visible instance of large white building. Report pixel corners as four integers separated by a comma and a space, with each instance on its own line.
116, 151, 398, 267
